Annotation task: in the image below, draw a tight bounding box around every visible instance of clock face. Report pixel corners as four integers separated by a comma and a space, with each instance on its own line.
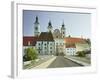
35, 27, 38, 30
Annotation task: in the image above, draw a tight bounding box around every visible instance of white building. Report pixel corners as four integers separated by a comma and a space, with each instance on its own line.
36, 32, 55, 55
65, 45, 76, 55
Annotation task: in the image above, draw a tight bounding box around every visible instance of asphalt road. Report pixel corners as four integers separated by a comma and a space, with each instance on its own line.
47, 56, 83, 68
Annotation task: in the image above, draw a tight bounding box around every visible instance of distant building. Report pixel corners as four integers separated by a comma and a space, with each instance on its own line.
65, 44, 76, 55
64, 37, 90, 55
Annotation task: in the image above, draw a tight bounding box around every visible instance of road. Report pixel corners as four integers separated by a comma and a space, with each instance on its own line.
47, 56, 83, 68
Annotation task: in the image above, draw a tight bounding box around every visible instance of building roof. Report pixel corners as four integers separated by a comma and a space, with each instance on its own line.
66, 44, 76, 48
65, 37, 87, 48
23, 36, 38, 46
37, 32, 54, 41
64, 37, 87, 44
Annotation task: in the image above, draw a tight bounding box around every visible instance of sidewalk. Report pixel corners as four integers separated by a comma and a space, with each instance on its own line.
34, 56, 56, 68
24, 55, 56, 69
64, 55, 91, 66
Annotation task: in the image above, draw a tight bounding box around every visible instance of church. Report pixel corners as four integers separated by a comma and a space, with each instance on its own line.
23, 16, 90, 56
34, 16, 66, 55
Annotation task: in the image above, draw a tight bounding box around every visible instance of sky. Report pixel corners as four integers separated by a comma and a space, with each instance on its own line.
23, 10, 91, 39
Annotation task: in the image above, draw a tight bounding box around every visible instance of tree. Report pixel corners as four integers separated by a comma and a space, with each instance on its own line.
68, 35, 71, 38
86, 38, 91, 45
23, 47, 38, 61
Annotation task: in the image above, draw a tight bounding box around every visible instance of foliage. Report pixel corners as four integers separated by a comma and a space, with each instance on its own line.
76, 51, 86, 57
86, 38, 91, 45
23, 47, 38, 61
76, 50, 91, 57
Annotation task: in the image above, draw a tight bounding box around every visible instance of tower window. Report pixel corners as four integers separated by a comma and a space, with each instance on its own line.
35, 27, 38, 30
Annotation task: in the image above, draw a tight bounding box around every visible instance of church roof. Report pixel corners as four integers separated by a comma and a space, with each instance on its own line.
34, 16, 39, 24
23, 36, 38, 46
48, 20, 52, 29
53, 29, 62, 38
37, 32, 54, 41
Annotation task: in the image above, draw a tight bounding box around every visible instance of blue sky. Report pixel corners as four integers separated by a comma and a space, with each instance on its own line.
23, 10, 91, 39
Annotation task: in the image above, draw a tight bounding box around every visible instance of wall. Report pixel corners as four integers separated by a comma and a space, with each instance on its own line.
0, 0, 100, 80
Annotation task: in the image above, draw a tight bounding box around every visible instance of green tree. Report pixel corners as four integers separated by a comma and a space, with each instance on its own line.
76, 51, 86, 57
23, 47, 38, 61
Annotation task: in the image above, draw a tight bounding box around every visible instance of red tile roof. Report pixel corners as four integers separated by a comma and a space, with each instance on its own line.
64, 37, 87, 48
23, 36, 38, 46
64, 37, 86, 44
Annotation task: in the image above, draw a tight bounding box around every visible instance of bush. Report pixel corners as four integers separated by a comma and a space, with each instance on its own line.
76, 51, 86, 57
23, 47, 38, 61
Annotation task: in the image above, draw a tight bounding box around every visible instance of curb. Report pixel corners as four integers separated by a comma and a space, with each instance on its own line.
64, 56, 90, 66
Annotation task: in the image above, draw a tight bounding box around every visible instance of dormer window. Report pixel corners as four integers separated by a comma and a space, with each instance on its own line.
28, 41, 30, 46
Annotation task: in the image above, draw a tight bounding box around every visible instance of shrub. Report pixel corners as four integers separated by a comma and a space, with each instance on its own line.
23, 47, 38, 61
76, 51, 86, 57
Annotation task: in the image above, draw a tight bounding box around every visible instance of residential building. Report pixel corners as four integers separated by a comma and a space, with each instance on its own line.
64, 37, 90, 55
23, 36, 38, 56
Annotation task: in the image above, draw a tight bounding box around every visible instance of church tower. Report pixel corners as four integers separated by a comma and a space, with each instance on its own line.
61, 22, 66, 38
34, 16, 40, 36
48, 20, 53, 32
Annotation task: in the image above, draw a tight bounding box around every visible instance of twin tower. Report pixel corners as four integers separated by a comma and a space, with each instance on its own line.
34, 16, 66, 38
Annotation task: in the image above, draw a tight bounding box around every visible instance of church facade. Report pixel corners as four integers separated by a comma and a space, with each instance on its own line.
33, 16, 66, 55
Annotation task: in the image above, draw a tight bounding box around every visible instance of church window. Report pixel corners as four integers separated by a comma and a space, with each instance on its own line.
44, 43, 46, 46
38, 43, 40, 45
50, 47, 52, 49
45, 47, 46, 49
38, 47, 39, 49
